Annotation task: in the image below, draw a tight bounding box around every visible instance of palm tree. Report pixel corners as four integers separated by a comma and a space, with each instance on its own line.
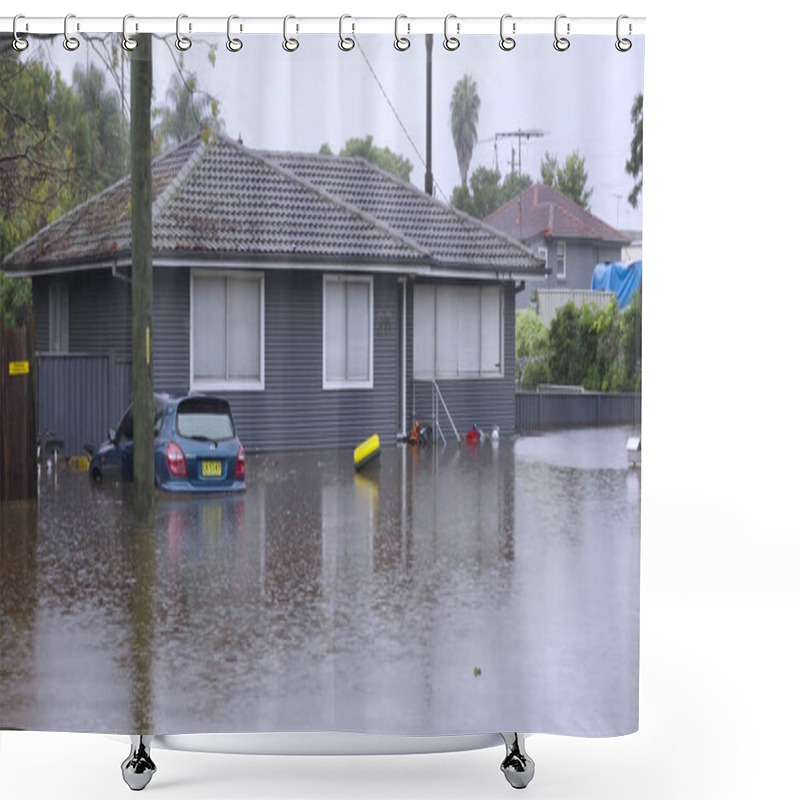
450, 75, 481, 188
153, 72, 224, 149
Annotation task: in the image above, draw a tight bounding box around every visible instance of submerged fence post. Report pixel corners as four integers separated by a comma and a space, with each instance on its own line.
0, 315, 37, 500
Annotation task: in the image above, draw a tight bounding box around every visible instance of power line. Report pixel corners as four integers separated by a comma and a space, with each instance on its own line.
354, 38, 449, 202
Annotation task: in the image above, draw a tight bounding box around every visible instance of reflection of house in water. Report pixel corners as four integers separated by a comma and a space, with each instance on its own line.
319, 443, 517, 581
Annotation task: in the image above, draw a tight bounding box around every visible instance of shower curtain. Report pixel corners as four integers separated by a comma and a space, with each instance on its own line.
0, 7, 644, 782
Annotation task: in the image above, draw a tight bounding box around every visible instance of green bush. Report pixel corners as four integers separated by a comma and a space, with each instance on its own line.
544, 294, 641, 392
0, 270, 32, 329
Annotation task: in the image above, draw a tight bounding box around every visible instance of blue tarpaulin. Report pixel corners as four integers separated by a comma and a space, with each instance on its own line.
590, 260, 642, 308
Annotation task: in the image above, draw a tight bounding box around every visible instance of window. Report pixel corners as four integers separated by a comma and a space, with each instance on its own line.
413, 284, 503, 379
191, 271, 263, 390
323, 275, 373, 389
556, 240, 567, 280
49, 281, 69, 352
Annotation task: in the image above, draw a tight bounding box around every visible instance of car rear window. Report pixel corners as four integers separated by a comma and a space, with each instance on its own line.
176, 398, 235, 441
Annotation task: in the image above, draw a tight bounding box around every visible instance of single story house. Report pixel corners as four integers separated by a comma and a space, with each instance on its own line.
3, 134, 546, 453
483, 184, 629, 309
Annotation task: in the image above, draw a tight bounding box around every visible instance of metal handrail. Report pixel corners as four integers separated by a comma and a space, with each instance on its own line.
431, 379, 461, 443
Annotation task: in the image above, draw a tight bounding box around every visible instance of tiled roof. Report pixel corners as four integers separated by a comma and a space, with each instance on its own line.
484, 184, 629, 246
3, 135, 543, 274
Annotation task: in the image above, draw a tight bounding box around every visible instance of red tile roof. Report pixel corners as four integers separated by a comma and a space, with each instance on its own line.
484, 184, 629, 245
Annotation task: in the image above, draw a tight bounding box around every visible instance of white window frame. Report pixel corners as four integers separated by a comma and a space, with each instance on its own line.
189, 269, 265, 392
556, 240, 567, 280
322, 274, 374, 391
413, 283, 504, 381
49, 281, 69, 352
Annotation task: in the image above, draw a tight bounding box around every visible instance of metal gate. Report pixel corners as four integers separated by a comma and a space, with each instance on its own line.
37, 352, 132, 458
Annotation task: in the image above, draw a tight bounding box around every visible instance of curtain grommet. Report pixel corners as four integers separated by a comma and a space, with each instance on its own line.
63, 14, 80, 51
12, 14, 29, 51
176, 13, 192, 51
615, 15, 632, 51
444, 14, 460, 51
554, 14, 570, 51
394, 14, 411, 51
283, 15, 299, 52
121, 14, 137, 51
226, 15, 243, 52
499, 14, 516, 51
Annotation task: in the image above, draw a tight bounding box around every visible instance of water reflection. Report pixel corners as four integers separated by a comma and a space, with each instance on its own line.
1, 428, 640, 737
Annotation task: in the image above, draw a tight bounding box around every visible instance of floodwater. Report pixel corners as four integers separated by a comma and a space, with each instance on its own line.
1, 428, 640, 738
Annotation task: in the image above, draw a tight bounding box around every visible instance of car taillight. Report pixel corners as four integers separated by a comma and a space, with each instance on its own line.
235, 444, 245, 480
166, 441, 188, 478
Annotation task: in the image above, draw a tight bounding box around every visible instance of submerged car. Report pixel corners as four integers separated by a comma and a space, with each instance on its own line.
89, 394, 245, 492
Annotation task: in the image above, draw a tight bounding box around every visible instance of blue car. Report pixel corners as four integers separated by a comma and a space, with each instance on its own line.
89, 394, 246, 493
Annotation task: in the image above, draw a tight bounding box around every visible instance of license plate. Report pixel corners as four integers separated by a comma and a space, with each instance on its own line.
201, 460, 222, 477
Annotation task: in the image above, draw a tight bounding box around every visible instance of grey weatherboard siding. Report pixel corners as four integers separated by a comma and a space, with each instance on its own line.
150, 270, 516, 452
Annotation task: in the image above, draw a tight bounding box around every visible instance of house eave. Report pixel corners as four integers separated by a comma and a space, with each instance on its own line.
153, 254, 546, 283
2, 255, 132, 279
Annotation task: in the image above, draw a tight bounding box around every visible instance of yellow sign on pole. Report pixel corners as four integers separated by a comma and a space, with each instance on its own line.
9, 361, 30, 375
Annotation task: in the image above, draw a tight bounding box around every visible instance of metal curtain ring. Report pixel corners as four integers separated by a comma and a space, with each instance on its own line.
394, 15, 410, 51
12, 14, 29, 51
121, 14, 137, 51
338, 14, 355, 51
176, 14, 192, 51
63, 14, 80, 51
226, 15, 243, 52
444, 14, 460, 51
283, 15, 299, 51
615, 15, 632, 51
553, 14, 570, 51
499, 14, 515, 51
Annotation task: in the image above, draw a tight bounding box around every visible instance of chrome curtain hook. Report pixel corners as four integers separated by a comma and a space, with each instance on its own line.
226, 15, 243, 52
176, 14, 192, 51
121, 14, 137, 51
12, 14, 29, 51
615, 15, 632, 51
499, 14, 516, 51
283, 15, 299, 52
394, 14, 410, 51
553, 14, 570, 51
444, 14, 460, 51
338, 14, 355, 51
63, 14, 80, 51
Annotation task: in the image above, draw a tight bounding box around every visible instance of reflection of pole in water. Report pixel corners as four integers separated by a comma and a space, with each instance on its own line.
129, 522, 156, 734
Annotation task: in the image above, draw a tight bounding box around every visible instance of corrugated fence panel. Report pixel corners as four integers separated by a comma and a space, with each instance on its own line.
38, 355, 108, 457
515, 392, 641, 433
536, 289, 615, 326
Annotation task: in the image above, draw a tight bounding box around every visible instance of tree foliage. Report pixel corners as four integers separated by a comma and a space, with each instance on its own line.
153, 72, 224, 151
0, 51, 127, 261
450, 166, 532, 219
0, 269, 31, 328
625, 92, 643, 209
544, 295, 642, 392
539, 149, 593, 209
450, 74, 481, 188
325, 135, 413, 182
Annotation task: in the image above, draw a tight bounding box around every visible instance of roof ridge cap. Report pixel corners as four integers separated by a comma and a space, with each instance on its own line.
239, 142, 431, 260
323, 155, 540, 267
152, 135, 208, 221
484, 183, 537, 223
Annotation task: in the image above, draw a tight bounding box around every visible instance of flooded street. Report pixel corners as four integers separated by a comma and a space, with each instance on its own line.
1, 428, 640, 737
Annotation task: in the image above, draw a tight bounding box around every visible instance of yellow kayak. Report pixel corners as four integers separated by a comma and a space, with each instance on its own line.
354, 434, 380, 470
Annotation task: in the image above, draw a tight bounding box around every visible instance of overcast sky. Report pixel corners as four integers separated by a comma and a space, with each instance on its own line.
32, 29, 644, 233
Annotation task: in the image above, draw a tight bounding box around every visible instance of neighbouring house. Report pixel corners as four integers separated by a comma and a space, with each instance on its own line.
483, 184, 629, 309
2, 134, 546, 455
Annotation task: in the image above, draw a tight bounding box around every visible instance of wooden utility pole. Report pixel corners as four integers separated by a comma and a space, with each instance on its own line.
425, 33, 433, 196
130, 33, 154, 524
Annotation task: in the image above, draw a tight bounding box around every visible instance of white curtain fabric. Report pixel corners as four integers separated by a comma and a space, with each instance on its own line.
0, 26, 644, 742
